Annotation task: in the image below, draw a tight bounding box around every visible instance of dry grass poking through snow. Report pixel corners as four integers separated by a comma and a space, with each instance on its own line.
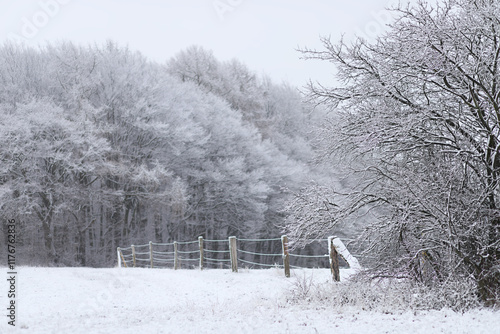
287, 270, 487, 313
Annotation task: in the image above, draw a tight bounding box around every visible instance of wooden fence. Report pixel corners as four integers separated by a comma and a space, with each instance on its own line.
117, 236, 360, 280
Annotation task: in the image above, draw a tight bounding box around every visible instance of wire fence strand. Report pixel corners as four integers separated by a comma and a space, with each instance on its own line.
204, 249, 230, 253
289, 253, 329, 258
152, 242, 174, 246
177, 249, 200, 254
203, 257, 230, 262
134, 251, 150, 255
238, 237, 282, 242
119, 236, 359, 271
133, 244, 150, 248
152, 251, 175, 255
237, 249, 282, 257
176, 240, 199, 245
238, 258, 282, 268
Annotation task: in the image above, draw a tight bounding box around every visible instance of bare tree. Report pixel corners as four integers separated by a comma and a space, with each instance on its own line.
292, 0, 499, 305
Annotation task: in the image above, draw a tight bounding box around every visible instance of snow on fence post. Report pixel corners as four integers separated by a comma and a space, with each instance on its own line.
199, 236, 204, 270
117, 247, 122, 268
131, 245, 136, 268
331, 237, 361, 272
149, 241, 153, 269
229, 236, 238, 272
328, 236, 340, 281
174, 241, 179, 270
281, 235, 290, 278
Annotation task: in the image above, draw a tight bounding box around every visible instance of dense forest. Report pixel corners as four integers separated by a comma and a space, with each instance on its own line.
0, 42, 324, 267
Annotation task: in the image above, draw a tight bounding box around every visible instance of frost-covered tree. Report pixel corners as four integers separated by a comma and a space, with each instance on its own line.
289, 0, 500, 305
0, 41, 318, 266
0, 99, 109, 263
166, 45, 318, 233
166, 45, 220, 90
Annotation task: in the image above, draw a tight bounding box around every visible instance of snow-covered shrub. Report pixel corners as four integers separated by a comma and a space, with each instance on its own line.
288, 271, 316, 302
287, 274, 482, 312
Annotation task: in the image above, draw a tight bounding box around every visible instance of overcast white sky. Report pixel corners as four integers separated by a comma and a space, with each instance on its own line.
1, 0, 407, 87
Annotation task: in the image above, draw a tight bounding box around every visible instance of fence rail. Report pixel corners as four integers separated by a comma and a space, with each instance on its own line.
117, 235, 359, 279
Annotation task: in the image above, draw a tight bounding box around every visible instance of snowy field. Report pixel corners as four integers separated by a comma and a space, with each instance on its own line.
1, 267, 499, 334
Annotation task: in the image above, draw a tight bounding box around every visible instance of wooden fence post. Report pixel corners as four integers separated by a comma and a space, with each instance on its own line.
118, 248, 128, 268
229, 236, 238, 272
149, 241, 153, 269
131, 245, 136, 268
328, 236, 340, 281
199, 236, 204, 270
117, 247, 122, 268
174, 241, 179, 270
330, 237, 361, 271
281, 235, 290, 278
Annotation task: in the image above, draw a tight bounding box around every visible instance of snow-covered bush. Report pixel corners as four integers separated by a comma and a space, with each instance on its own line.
288, 274, 482, 312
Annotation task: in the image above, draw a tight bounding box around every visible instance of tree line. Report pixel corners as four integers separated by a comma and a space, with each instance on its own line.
0, 42, 319, 267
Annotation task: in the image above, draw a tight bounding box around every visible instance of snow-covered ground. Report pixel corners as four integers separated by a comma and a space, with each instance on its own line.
1, 267, 499, 333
